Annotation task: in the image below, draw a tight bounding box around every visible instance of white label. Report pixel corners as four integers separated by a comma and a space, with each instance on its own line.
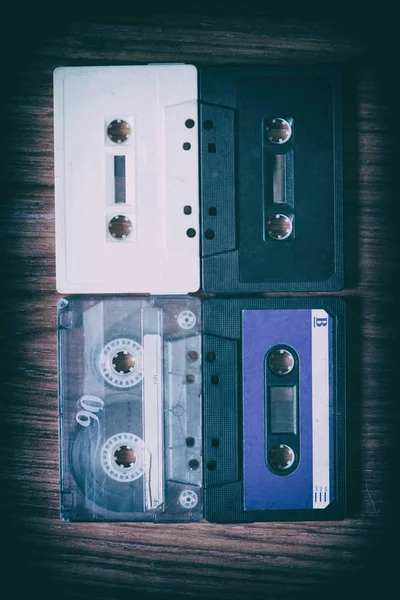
311, 310, 330, 508
143, 334, 164, 509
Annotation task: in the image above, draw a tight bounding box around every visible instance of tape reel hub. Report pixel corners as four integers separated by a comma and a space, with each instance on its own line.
268, 444, 295, 471
268, 349, 295, 375
101, 432, 145, 481
265, 117, 292, 144
266, 214, 293, 241
114, 445, 137, 467
112, 351, 136, 374
108, 215, 133, 240
99, 338, 143, 387
107, 119, 131, 144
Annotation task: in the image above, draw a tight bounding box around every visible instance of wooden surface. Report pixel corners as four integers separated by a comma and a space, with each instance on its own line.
1, 6, 399, 599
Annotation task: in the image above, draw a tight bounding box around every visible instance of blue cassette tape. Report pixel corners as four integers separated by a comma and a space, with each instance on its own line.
203, 297, 346, 522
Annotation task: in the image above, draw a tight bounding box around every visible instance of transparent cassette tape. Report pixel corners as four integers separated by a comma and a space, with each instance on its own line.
58, 297, 202, 522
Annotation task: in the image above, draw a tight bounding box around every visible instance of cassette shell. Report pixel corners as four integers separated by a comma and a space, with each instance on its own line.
54, 65, 200, 294
58, 296, 203, 522
202, 296, 346, 523
199, 66, 343, 292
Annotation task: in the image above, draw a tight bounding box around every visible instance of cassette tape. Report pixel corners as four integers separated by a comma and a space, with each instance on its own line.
58, 296, 202, 522
199, 67, 343, 292
54, 65, 199, 294
203, 297, 346, 522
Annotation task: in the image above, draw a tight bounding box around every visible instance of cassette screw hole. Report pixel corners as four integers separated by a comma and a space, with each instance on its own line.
112, 351, 135, 374
203, 120, 214, 131
189, 459, 200, 470
186, 228, 196, 238
209, 207, 217, 216
172, 404, 185, 417
186, 374, 195, 384
266, 214, 292, 241
108, 215, 133, 240
207, 460, 217, 471
107, 119, 131, 144
185, 119, 195, 128
184, 205, 192, 215
211, 375, 219, 385
265, 117, 292, 144
268, 444, 295, 471
206, 352, 216, 363
268, 349, 294, 376
177, 310, 196, 330
179, 490, 198, 509
211, 438, 220, 448
188, 350, 199, 361
186, 437, 195, 447
114, 446, 136, 468
183, 142, 191, 150
205, 229, 215, 240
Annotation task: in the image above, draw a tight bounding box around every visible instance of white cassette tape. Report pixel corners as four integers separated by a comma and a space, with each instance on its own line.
54, 65, 199, 294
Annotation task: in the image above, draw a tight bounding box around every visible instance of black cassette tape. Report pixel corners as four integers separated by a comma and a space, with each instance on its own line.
58, 296, 202, 522
203, 297, 346, 522
199, 67, 343, 292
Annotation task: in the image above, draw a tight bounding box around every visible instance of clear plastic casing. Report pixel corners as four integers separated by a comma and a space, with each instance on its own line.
58, 296, 202, 522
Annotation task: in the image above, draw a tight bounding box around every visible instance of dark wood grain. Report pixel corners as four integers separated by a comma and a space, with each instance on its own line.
1, 6, 399, 599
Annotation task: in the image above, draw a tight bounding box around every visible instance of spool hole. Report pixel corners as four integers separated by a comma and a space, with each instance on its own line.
268, 349, 295, 375
114, 446, 136, 468
108, 215, 133, 240
107, 119, 131, 144
265, 117, 292, 144
112, 351, 135, 374
266, 214, 292, 241
268, 444, 295, 471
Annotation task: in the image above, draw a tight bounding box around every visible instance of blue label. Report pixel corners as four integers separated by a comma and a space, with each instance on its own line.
242, 309, 333, 511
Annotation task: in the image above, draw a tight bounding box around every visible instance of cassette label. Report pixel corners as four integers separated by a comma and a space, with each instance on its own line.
199, 67, 343, 292
203, 297, 345, 523
54, 65, 200, 294
242, 309, 333, 511
58, 297, 202, 522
